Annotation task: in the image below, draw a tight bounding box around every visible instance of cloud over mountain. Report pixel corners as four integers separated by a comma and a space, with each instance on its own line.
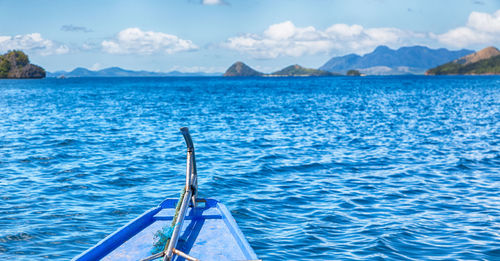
224, 21, 427, 59
101, 28, 198, 55
0, 33, 69, 56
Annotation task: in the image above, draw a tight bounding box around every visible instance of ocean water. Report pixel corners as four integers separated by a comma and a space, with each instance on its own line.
0, 76, 499, 260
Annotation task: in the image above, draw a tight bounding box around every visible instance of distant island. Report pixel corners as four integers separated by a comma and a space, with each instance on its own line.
0, 50, 45, 79
48, 67, 221, 78
223, 62, 263, 77
271, 64, 339, 77
426, 47, 500, 75
223, 62, 339, 77
346, 70, 362, 76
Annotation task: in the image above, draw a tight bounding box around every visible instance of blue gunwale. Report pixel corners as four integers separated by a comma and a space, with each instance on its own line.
73, 198, 257, 261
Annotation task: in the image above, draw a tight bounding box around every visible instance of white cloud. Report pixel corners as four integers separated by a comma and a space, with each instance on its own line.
224, 21, 427, 58
468, 10, 500, 33
202, 0, 226, 5
101, 28, 198, 55
0, 33, 69, 55
82, 42, 96, 50
437, 9, 500, 47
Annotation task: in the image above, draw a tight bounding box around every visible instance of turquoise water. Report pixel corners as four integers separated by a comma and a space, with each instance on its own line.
0, 76, 499, 260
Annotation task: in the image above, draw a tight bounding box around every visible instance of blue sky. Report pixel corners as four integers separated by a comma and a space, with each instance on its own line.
1, 0, 499, 72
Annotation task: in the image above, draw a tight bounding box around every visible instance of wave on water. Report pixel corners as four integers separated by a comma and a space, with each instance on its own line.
0, 76, 499, 260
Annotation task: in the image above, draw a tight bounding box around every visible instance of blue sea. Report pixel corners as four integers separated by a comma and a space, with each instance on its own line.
0, 76, 499, 260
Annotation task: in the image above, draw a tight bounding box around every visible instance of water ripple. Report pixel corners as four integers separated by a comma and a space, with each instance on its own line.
0, 76, 499, 260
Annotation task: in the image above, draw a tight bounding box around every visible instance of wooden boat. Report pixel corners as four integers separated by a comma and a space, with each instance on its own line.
74, 128, 259, 261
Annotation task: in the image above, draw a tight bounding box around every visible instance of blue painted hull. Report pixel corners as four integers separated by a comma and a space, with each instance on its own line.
74, 199, 257, 261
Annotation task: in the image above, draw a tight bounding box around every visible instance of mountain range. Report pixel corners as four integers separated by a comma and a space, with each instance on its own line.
47, 67, 221, 77
320, 45, 474, 75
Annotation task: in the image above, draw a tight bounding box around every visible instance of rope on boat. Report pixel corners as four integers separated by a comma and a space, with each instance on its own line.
151, 187, 186, 254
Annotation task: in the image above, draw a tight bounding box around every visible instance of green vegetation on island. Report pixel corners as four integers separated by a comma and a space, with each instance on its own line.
270, 64, 337, 76
426, 47, 500, 75
223, 61, 264, 77
346, 69, 361, 76
223, 62, 339, 77
0, 50, 45, 78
